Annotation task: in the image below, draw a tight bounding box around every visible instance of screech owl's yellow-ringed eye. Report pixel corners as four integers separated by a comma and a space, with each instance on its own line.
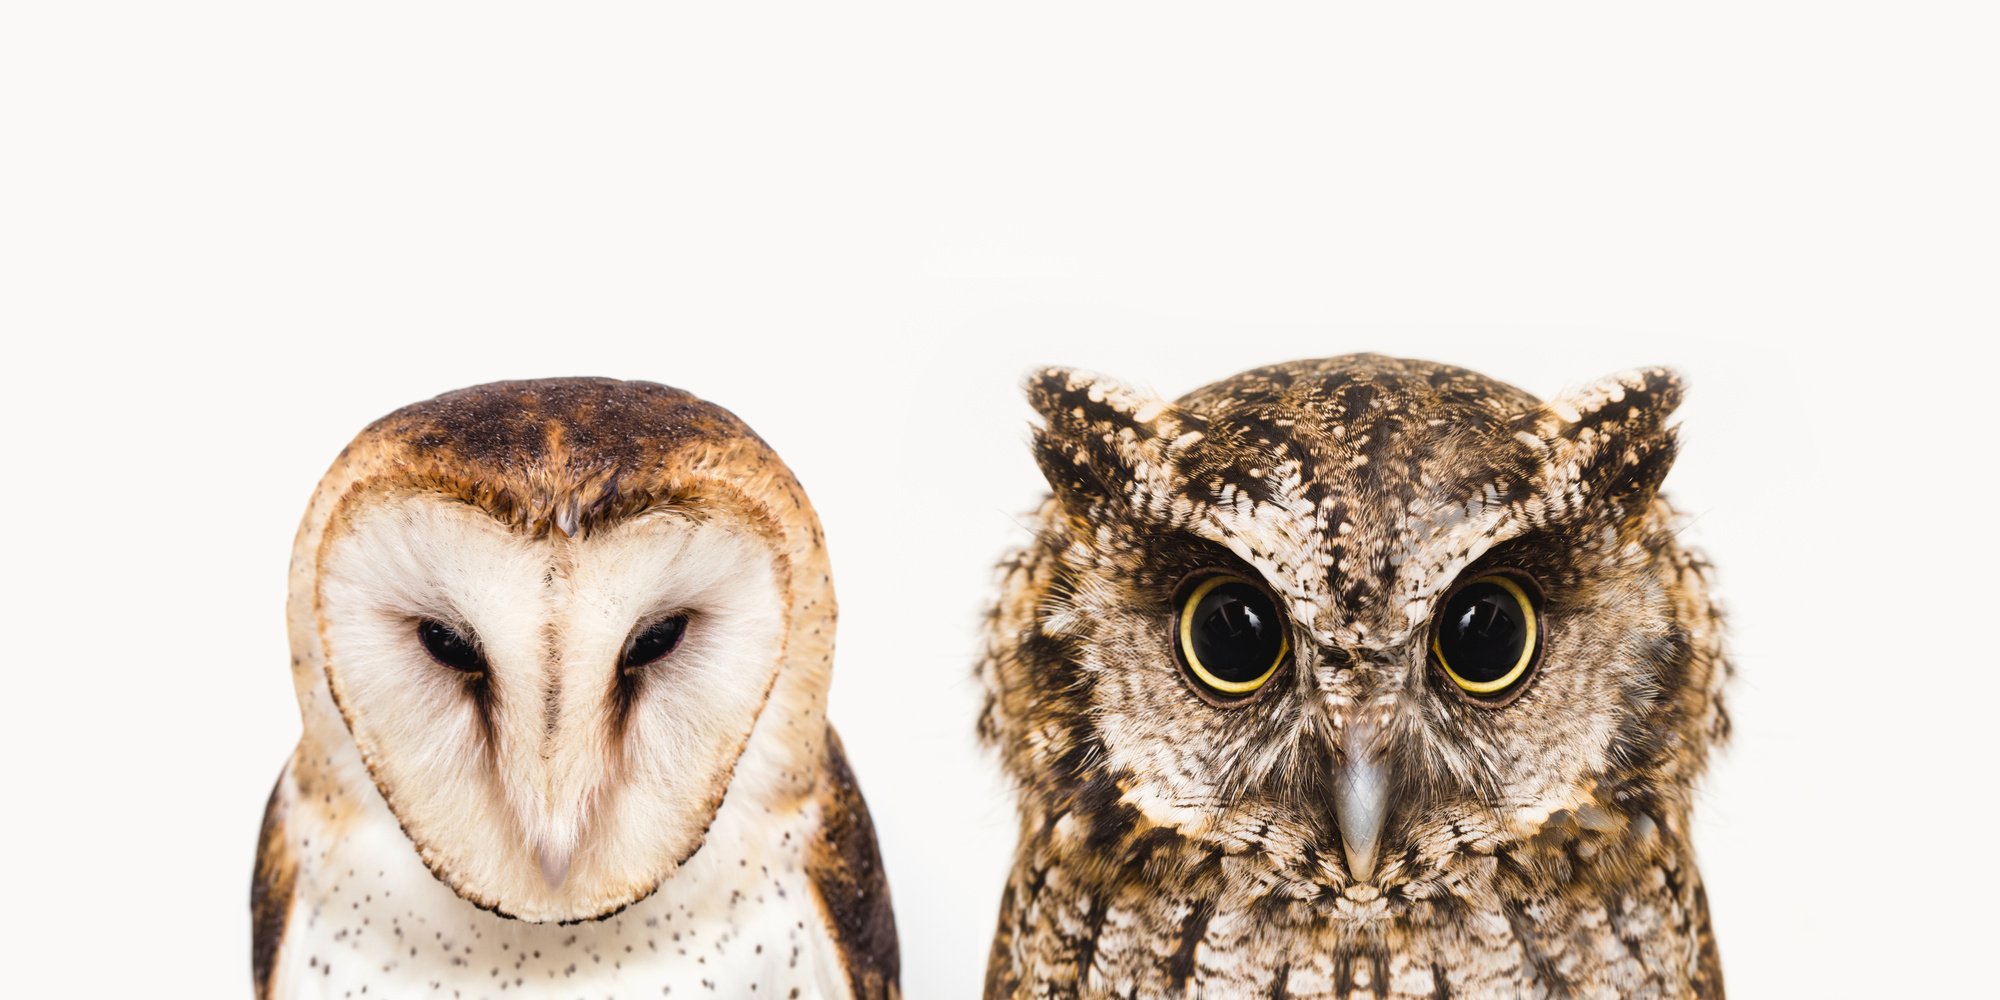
1431, 573, 1541, 698
1175, 574, 1290, 698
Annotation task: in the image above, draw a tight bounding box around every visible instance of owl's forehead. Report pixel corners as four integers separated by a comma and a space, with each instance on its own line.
1163, 357, 1543, 646
1172, 357, 1537, 490
319, 377, 789, 541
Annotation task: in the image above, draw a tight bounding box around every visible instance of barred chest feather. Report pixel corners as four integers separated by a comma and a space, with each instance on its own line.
985, 798, 1722, 1000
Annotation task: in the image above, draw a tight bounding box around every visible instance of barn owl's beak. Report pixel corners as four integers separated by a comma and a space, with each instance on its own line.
539, 843, 571, 889
510, 673, 600, 895
1335, 715, 1390, 884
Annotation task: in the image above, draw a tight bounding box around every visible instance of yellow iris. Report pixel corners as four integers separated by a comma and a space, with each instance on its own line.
1178, 574, 1289, 695
1432, 574, 1538, 695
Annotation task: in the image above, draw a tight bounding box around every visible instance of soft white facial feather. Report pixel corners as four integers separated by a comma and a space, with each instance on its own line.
317, 490, 786, 921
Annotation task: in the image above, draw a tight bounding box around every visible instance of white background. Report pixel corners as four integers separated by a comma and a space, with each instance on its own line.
3, 4, 1995, 997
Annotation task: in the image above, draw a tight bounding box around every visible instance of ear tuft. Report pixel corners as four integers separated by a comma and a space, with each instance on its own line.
1024, 367, 1170, 428
1024, 368, 1186, 510
1528, 367, 1683, 437
1513, 367, 1686, 517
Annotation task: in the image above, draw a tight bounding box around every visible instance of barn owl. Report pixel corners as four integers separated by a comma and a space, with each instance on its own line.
253, 378, 898, 1000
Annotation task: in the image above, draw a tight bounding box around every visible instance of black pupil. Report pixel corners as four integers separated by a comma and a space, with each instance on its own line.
1436, 582, 1529, 684
1188, 581, 1285, 685
418, 620, 485, 672
624, 616, 688, 670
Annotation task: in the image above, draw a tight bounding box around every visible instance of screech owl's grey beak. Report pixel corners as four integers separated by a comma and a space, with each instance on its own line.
1335, 716, 1390, 884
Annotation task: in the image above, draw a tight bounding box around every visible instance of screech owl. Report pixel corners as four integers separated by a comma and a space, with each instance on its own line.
253, 378, 898, 1000
977, 354, 1729, 999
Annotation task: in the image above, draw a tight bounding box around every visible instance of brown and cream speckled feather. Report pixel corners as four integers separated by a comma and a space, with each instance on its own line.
979, 355, 1728, 999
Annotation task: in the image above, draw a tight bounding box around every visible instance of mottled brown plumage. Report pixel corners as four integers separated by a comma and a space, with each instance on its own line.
979, 355, 1728, 999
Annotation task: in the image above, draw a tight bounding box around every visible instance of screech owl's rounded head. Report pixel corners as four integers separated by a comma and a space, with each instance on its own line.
980, 353, 1729, 904
287, 378, 833, 922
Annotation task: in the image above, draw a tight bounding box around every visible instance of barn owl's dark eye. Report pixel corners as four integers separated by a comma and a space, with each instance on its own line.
1175, 574, 1289, 699
1432, 573, 1542, 700
622, 615, 689, 671
417, 619, 486, 673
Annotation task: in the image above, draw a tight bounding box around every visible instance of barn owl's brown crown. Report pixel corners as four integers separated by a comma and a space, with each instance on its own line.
323, 377, 793, 536
287, 378, 834, 922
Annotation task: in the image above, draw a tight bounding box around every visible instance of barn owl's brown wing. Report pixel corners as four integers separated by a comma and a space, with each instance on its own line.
250, 761, 298, 1000
806, 727, 900, 1000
